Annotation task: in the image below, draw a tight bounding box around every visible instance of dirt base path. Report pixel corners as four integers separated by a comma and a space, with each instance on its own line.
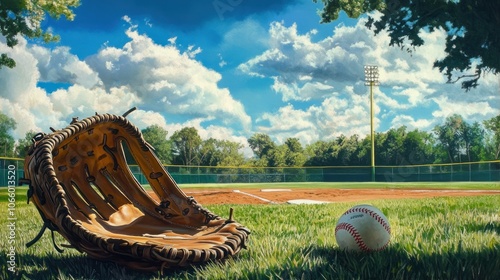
151, 188, 500, 205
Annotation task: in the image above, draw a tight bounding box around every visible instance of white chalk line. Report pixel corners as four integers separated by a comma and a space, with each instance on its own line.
233, 190, 278, 204
184, 190, 230, 194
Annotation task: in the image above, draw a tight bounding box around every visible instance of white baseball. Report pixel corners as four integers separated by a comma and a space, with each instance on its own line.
335, 204, 391, 252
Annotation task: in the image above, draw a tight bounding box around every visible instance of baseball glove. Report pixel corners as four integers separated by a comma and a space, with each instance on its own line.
22, 108, 250, 272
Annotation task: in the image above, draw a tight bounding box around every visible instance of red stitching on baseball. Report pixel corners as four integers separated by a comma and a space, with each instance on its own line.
342, 206, 391, 234
335, 222, 371, 252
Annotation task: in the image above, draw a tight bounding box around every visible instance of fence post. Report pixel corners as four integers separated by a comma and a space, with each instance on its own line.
469, 163, 471, 182
417, 165, 420, 182
428, 165, 431, 182
450, 164, 453, 182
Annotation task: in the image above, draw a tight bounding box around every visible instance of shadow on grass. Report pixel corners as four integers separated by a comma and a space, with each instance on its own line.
242, 243, 500, 280
466, 219, 500, 235
3, 244, 500, 280
1, 253, 203, 280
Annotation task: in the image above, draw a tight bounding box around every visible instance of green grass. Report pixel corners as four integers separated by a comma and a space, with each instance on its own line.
1, 185, 499, 279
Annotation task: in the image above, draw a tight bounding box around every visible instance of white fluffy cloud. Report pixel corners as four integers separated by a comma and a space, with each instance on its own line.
238, 21, 372, 101
256, 93, 377, 145
0, 24, 251, 142
30, 45, 101, 88
85, 27, 251, 129
390, 115, 433, 131
239, 17, 499, 144
0, 36, 67, 137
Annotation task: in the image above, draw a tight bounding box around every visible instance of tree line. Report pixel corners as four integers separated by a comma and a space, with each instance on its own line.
1, 113, 499, 167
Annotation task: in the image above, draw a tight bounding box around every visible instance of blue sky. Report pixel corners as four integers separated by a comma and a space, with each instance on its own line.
0, 0, 498, 157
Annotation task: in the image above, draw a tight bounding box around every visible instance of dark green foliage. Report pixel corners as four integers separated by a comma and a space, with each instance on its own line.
314, 0, 500, 91
142, 125, 172, 164
0, 112, 16, 157
0, 0, 80, 68
2, 114, 499, 167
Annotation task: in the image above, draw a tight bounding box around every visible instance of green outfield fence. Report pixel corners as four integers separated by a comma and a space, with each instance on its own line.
1, 157, 499, 186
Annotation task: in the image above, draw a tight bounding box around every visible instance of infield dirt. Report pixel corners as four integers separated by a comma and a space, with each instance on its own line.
149, 188, 500, 205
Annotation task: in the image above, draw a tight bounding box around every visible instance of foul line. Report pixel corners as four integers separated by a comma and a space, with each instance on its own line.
233, 190, 278, 204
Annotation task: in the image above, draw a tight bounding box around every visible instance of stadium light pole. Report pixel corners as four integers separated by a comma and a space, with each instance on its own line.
364, 65, 379, 182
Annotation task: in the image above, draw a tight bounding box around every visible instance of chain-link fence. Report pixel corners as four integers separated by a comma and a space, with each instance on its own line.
0, 158, 24, 187
160, 162, 500, 183
1, 157, 499, 186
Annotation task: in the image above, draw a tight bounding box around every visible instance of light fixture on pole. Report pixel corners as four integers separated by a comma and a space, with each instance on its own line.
364, 65, 379, 182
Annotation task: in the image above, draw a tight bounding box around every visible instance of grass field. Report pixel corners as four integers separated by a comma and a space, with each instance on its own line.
1, 183, 499, 279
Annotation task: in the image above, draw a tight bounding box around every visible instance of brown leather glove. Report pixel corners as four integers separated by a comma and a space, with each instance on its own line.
23, 108, 250, 272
